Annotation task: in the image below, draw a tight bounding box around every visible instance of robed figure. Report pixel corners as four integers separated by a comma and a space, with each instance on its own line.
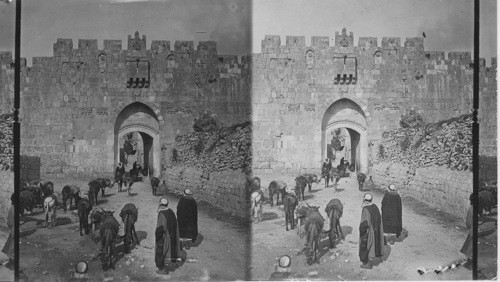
177, 189, 198, 242
460, 194, 474, 266
381, 184, 403, 237
359, 193, 384, 269
1, 193, 14, 268
155, 198, 181, 274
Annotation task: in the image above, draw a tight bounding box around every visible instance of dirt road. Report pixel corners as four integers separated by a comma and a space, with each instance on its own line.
251, 172, 497, 280
19, 179, 250, 281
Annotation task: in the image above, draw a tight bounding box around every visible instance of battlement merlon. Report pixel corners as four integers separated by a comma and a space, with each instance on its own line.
286, 36, 306, 47
174, 41, 195, 53
358, 37, 378, 49
197, 41, 217, 54
403, 37, 424, 51
261, 35, 281, 54
53, 39, 73, 57
151, 41, 170, 53
381, 37, 401, 49
0, 52, 12, 65
78, 39, 98, 51
312, 36, 329, 48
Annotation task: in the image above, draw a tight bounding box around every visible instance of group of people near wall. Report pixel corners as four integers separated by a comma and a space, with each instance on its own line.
155, 189, 199, 275
270, 182, 474, 279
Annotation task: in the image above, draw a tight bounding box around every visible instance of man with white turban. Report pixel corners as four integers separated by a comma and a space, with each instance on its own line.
155, 197, 181, 274
359, 193, 384, 269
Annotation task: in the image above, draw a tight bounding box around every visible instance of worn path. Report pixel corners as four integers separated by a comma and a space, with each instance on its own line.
19, 179, 250, 281
251, 172, 496, 280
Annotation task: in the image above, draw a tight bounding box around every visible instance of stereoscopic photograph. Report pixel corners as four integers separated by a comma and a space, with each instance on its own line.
249, 0, 496, 280
0, 0, 497, 281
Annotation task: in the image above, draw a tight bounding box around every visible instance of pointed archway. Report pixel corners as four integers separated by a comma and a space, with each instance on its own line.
114, 102, 161, 178
321, 98, 368, 174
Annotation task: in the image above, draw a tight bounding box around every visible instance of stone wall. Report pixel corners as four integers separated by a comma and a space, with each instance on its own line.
370, 161, 470, 217
0, 32, 251, 178
0, 170, 13, 222
164, 167, 248, 218
20, 155, 41, 184
252, 30, 496, 175
162, 121, 251, 218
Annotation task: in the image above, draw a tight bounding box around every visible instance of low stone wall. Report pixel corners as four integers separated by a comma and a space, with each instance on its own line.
370, 161, 471, 217
20, 155, 41, 184
164, 166, 248, 218
0, 170, 13, 223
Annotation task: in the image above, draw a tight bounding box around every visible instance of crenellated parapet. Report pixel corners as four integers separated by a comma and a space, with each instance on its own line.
256, 28, 489, 70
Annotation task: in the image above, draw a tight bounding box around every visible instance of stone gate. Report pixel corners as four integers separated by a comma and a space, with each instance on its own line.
251, 28, 496, 175
0, 32, 251, 178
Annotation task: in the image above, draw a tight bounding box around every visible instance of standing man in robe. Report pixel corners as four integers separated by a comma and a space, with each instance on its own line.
460, 193, 474, 270
155, 198, 181, 275
177, 189, 198, 244
1, 193, 14, 269
359, 193, 384, 269
381, 184, 403, 244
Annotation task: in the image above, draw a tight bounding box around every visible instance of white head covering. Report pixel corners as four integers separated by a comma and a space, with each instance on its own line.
159, 197, 169, 206
388, 184, 396, 191
363, 193, 373, 202
184, 189, 192, 196
157, 197, 169, 212
278, 255, 291, 268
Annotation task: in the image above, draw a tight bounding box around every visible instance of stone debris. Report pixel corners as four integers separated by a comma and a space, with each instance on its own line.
379, 114, 472, 172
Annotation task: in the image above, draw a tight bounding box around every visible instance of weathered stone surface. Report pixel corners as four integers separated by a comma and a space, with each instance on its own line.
0, 33, 251, 179
370, 161, 470, 217
163, 122, 251, 218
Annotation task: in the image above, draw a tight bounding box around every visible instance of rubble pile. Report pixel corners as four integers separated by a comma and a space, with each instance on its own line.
169, 121, 252, 175
379, 114, 472, 171
0, 113, 13, 171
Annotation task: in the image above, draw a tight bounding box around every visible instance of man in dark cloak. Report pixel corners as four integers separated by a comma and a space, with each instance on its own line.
177, 189, 198, 243
359, 193, 384, 269
381, 184, 403, 244
155, 197, 181, 275
460, 193, 474, 270
1, 193, 14, 269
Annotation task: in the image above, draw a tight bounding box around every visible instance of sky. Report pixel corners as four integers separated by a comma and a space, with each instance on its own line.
0, 0, 497, 65
0, 0, 251, 64
253, 0, 497, 64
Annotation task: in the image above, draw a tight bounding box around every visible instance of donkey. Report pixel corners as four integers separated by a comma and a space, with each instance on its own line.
268, 180, 287, 207
294, 175, 308, 201
283, 192, 298, 231
77, 197, 92, 236
94, 178, 112, 196
325, 198, 345, 249
96, 210, 119, 270
301, 173, 320, 192
151, 177, 160, 196
307, 220, 321, 264
119, 203, 140, 254
88, 179, 102, 206
357, 173, 367, 191
21, 184, 43, 208
20, 190, 34, 216
251, 189, 264, 222
61, 184, 81, 212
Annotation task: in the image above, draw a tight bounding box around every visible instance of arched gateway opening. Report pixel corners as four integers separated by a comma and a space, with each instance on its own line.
114, 102, 161, 178
321, 98, 368, 174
